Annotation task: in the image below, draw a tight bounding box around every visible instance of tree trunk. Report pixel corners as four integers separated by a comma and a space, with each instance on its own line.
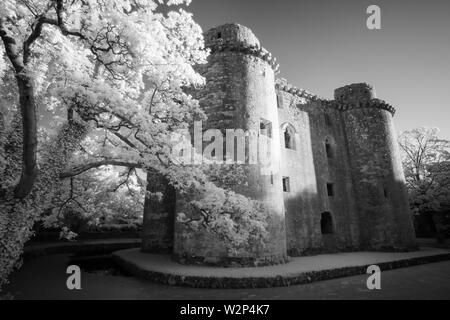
0, 120, 89, 289
13, 74, 38, 198
1, 19, 38, 199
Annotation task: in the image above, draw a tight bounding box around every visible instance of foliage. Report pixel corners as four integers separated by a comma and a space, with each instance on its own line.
399, 127, 450, 237
42, 164, 145, 234
177, 182, 269, 255
0, 0, 270, 289
0, 118, 88, 288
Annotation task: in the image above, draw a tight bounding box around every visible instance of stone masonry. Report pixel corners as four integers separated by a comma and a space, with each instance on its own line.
142, 23, 417, 266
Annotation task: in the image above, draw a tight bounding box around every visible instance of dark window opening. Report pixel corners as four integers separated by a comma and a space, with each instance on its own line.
217, 32, 222, 39
321, 212, 333, 234
384, 188, 388, 198
282, 177, 290, 192
260, 119, 272, 138
277, 93, 284, 108
325, 139, 334, 159
327, 183, 334, 197
284, 130, 292, 149
284, 129, 296, 150
270, 173, 274, 185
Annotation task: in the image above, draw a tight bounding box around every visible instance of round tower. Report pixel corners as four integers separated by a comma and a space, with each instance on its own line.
173, 23, 287, 266
336, 83, 416, 250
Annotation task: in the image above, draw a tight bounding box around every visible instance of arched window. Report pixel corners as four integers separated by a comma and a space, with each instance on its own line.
282, 123, 296, 150
321, 212, 333, 234
284, 130, 293, 149
325, 137, 334, 159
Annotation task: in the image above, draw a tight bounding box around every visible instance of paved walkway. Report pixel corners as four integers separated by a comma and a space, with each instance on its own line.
114, 247, 450, 288
115, 247, 450, 277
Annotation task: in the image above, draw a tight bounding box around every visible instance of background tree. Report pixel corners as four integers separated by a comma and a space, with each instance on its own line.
399, 127, 450, 240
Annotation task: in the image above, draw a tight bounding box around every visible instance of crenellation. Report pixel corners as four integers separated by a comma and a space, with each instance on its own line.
207, 37, 280, 73
276, 78, 321, 101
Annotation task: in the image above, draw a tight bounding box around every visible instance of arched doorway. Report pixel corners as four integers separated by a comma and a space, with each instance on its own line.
321, 212, 333, 234
320, 212, 336, 250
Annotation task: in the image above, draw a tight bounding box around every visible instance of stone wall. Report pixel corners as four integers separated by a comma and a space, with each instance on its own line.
141, 170, 176, 253
276, 83, 360, 255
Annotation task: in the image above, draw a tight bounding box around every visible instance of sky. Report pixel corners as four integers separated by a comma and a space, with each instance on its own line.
185, 0, 450, 139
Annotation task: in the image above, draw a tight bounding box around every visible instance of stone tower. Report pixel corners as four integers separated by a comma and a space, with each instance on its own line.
336, 83, 416, 249
172, 23, 288, 266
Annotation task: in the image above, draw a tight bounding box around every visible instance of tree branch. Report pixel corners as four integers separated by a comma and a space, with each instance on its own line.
0, 18, 24, 73
61, 160, 142, 178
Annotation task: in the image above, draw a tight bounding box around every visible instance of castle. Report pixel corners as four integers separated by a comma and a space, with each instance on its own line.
142, 23, 417, 266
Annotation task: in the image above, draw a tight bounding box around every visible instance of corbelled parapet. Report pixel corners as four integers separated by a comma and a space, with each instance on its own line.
332, 83, 396, 115
205, 23, 280, 73
320, 98, 396, 115
275, 78, 321, 101
274, 80, 396, 115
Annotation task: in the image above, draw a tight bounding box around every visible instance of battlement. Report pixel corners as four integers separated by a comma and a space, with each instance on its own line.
331, 83, 395, 115
205, 23, 260, 48
321, 98, 396, 115
334, 83, 376, 104
275, 78, 320, 101
205, 23, 280, 73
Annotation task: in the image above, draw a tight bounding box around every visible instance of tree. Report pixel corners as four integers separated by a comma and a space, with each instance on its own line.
0, 0, 207, 288
0, 0, 269, 289
399, 127, 450, 239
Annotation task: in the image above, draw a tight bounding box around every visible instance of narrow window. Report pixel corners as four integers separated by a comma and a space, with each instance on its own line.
260, 119, 272, 138
384, 188, 388, 198
282, 177, 290, 192
321, 212, 333, 234
284, 129, 296, 150
283, 124, 296, 150
277, 93, 284, 108
327, 183, 334, 197
270, 172, 274, 185
325, 138, 334, 159
217, 32, 222, 39
284, 130, 291, 148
